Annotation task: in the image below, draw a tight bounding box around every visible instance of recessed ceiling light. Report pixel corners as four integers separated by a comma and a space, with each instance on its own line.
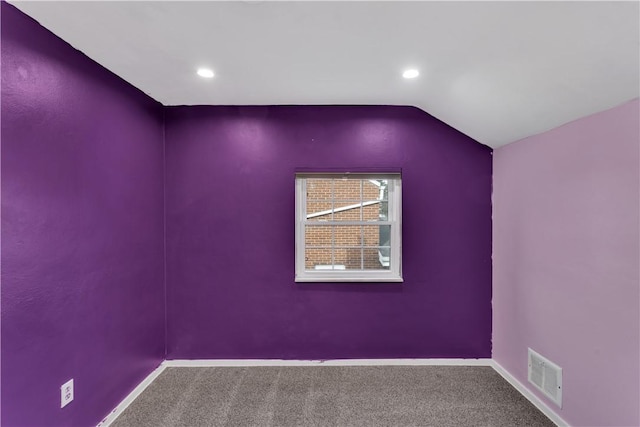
402, 69, 419, 79
197, 68, 214, 78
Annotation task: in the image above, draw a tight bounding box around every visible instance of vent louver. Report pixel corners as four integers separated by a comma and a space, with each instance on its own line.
528, 348, 562, 408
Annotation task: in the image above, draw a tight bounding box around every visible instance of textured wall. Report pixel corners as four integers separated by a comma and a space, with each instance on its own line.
164, 105, 493, 360
492, 99, 640, 426
1, 4, 165, 426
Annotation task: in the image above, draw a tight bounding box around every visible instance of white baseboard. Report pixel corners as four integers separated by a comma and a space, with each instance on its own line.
96, 363, 166, 427
163, 358, 493, 367
490, 360, 569, 427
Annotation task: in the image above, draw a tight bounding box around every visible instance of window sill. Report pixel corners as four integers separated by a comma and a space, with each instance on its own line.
295, 276, 403, 283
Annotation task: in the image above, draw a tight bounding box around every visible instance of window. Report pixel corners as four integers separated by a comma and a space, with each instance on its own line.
295, 172, 402, 282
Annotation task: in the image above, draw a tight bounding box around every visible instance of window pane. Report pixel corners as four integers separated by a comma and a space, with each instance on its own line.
306, 202, 388, 222
374, 180, 389, 201
306, 179, 333, 201
334, 225, 362, 246
334, 247, 362, 270
381, 201, 389, 221
306, 201, 333, 221
305, 225, 332, 247
363, 225, 390, 247
333, 204, 362, 221
305, 248, 334, 270
364, 248, 391, 270
333, 179, 361, 201
362, 201, 388, 221
363, 179, 382, 201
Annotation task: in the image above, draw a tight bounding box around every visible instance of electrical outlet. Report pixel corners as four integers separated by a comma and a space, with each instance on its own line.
61, 379, 74, 408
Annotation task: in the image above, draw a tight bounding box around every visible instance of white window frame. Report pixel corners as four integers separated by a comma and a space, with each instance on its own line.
295, 172, 402, 283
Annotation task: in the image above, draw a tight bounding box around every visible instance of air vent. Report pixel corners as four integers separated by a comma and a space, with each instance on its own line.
528, 348, 562, 407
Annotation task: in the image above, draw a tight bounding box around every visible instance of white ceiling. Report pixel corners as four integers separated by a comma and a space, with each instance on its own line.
9, 1, 639, 148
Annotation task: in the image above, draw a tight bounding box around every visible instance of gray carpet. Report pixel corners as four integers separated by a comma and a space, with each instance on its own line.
111, 366, 555, 427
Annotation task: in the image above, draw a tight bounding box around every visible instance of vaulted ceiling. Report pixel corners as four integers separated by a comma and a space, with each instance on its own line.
8, 1, 639, 147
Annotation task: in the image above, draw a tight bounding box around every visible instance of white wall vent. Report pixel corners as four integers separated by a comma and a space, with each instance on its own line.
528, 348, 563, 408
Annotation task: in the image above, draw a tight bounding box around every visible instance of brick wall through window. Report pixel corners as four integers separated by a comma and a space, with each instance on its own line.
304, 179, 387, 270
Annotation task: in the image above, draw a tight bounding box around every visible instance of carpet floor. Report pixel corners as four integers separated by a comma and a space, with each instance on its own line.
111, 366, 555, 427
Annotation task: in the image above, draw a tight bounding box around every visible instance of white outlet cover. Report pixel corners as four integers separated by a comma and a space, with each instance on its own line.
61, 379, 74, 408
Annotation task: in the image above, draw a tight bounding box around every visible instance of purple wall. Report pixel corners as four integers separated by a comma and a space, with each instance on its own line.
1, 4, 165, 426
493, 99, 640, 426
164, 105, 492, 360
